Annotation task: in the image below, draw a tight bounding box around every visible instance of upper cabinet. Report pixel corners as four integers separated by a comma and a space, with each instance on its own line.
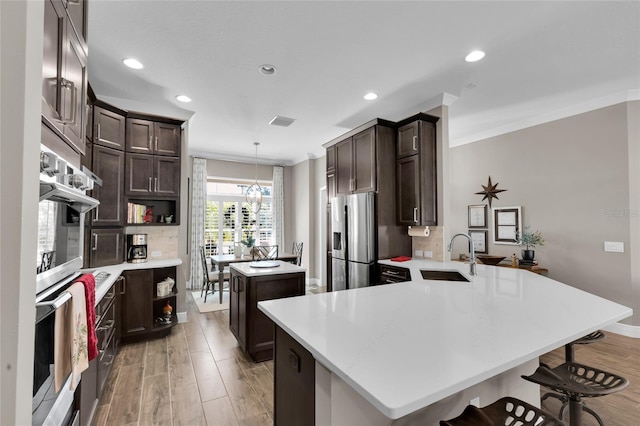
42, 0, 88, 155
126, 118, 181, 156
396, 115, 438, 226
335, 126, 378, 195
326, 146, 336, 201
125, 153, 181, 197
93, 106, 126, 150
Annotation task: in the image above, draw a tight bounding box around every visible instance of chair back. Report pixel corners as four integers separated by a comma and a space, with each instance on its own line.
253, 245, 278, 260
199, 246, 210, 285
292, 241, 303, 266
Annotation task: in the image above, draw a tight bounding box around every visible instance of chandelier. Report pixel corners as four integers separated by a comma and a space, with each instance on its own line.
246, 142, 263, 213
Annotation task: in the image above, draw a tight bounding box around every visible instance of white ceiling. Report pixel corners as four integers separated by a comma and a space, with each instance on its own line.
87, 1, 640, 165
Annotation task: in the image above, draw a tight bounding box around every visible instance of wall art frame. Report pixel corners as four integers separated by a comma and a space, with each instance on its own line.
468, 204, 488, 228
492, 206, 522, 245
469, 229, 488, 254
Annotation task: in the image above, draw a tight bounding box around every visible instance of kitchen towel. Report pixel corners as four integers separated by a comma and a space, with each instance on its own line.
390, 256, 412, 262
75, 273, 98, 361
54, 282, 89, 392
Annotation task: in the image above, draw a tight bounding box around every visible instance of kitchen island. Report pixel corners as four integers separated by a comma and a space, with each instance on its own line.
258, 259, 632, 425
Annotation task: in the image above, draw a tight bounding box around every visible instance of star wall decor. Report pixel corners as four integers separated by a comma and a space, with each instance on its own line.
475, 176, 507, 208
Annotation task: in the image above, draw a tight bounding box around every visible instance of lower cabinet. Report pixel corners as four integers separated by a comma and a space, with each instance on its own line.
229, 270, 305, 362
378, 264, 411, 284
86, 227, 124, 268
121, 267, 177, 342
274, 325, 315, 426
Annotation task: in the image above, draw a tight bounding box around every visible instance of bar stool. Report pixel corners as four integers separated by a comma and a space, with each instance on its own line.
522, 362, 628, 426
440, 396, 564, 426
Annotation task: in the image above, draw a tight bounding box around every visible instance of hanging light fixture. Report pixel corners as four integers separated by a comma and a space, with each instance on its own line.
246, 142, 263, 213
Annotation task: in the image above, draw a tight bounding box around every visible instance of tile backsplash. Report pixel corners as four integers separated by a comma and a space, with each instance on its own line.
125, 226, 179, 259
411, 226, 445, 261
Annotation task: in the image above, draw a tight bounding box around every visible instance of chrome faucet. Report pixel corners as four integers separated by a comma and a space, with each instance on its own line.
448, 233, 476, 276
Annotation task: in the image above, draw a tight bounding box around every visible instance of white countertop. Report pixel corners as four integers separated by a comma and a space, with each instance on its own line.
258, 259, 632, 419
230, 260, 306, 277
83, 258, 182, 305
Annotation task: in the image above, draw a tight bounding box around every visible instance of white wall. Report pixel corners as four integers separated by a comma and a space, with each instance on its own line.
448, 102, 639, 325
1, 1, 44, 423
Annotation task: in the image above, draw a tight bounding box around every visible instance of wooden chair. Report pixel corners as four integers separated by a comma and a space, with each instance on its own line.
200, 246, 229, 303
292, 241, 303, 266
252, 245, 278, 261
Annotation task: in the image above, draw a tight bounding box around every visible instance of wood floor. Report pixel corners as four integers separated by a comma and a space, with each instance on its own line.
92, 291, 640, 426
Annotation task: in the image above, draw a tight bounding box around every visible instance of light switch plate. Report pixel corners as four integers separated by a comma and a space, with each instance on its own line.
424, 251, 433, 258
604, 241, 624, 253
415, 250, 423, 257
151, 251, 162, 257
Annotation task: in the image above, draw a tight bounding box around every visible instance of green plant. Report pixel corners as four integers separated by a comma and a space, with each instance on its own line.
241, 235, 255, 247
518, 226, 544, 250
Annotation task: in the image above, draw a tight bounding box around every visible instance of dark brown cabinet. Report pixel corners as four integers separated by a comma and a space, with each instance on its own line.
42, 0, 88, 155
229, 269, 306, 362
326, 145, 336, 202
93, 106, 126, 150
90, 145, 125, 226
121, 267, 177, 343
87, 228, 124, 268
396, 116, 438, 226
378, 264, 411, 284
274, 325, 315, 426
125, 153, 180, 197
335, 126, 381, 195
126, 118, 181, 156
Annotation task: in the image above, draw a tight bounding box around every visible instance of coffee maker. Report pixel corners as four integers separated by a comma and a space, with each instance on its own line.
126, 234, 148, 263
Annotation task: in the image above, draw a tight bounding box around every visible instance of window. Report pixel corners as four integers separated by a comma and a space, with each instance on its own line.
204, 180, 273, 256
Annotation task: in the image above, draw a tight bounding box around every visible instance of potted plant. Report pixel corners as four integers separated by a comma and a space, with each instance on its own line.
240, 235, 255, 257
518, 226, 544, 261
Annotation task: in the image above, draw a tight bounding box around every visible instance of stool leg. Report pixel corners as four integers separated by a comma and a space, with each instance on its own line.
583, 405, 605, 426
569, 398, 583, 426
559, 399, 569, 421
565, 343, 575, 363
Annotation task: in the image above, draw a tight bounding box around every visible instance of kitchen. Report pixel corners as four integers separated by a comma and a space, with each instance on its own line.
2, 1, 640, 425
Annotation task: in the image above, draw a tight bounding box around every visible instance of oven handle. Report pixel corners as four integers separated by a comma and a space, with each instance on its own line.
35, 291, 71, 323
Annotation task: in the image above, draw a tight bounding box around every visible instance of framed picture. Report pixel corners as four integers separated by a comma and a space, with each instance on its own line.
468, 204, 488, 228
469, 230, 488, 254
492, 206, 522, 245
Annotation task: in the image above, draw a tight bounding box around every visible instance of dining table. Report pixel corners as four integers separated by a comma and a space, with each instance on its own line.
209, 252, 300, 303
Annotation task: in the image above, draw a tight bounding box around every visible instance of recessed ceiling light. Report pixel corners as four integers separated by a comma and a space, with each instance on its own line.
259, 64, 276, 75
465, 50, 485, 63
176, 95, 191, 103
122, 58, 144, 69
364, 92, 378, 100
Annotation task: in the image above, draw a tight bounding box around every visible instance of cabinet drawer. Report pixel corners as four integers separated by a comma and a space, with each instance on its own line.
96, 300, 116, 353
96, 282, 116, 321
379, 265, 411, 283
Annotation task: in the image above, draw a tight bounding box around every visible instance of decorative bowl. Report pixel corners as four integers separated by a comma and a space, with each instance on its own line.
475, 255, 506, 265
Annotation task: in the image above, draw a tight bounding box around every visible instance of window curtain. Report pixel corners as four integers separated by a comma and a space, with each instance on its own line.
189, 157, 207, 290
272, 166, 285, 252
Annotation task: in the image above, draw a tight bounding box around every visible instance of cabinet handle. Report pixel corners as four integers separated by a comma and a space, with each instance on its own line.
413, 207, 418, 223
148, 177, 152, 192
154, 177, 158, 192
97, 123, 101, 141
412, 136, 418, 151
149, 135, 153, 149
94, 206, 99, 221
92, 233, 98, 251
119, 276, 126, 295
60, 78, 76, 124
385, 270, 400, 276
155, 136, 158, 152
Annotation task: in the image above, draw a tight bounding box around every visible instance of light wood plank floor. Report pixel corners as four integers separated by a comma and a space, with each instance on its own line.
92, 292, 640, 426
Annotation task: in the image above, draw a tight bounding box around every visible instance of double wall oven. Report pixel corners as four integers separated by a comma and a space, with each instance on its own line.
33, 144, 100, 425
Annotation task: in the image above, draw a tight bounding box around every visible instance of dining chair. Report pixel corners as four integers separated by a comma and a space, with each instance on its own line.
200, 246, 229, 303
292, 241, 303, 266
252, 245, 278, 261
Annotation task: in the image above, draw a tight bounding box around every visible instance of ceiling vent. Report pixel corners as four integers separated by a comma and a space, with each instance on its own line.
269, 116, 296, 127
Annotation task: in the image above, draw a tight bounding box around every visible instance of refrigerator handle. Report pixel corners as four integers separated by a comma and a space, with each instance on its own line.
344, 204, 349, 290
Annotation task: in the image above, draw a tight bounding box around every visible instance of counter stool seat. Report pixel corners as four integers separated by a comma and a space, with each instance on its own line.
522, 362, 628, 426
440, 396, 564, 426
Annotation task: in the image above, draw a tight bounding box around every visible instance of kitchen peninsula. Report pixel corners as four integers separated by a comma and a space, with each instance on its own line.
258, 259, 632, 425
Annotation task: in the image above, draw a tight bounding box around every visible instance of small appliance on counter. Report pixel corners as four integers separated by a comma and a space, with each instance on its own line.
127, 233, 148, 263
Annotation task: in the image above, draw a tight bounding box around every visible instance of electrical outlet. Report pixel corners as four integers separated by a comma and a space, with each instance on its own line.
470, 397, 480, 407
424, 251, 433, 258
415, 250, 423, 257
151, 251, 162, 257
604, 241, 624, 253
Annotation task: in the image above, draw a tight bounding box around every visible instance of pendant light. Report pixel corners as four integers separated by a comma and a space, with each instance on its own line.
246, 142, 263, 213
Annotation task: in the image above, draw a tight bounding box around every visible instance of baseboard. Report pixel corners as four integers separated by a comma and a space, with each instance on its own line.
307, 277, 321, 286
604, 321, 640, 338
177, 311, 188, 323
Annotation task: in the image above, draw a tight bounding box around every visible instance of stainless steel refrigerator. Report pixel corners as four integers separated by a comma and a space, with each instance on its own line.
331, 192, 376, 291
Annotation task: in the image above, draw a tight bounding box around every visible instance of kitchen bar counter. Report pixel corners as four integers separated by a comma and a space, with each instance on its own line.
258, 259, 632, 422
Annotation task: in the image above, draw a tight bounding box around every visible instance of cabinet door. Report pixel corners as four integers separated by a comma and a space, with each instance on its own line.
326, 172, 336, 202
91, 145, 125, 226
397, 121, 419, 159
88, 228, 124, 267
352, 127, 376, 193
237, 274, 248, 349
326, 146, 336, 173
121, 270, 153, 336
64, 0, 86, 46
42, 0, 65, 135
94, 106, 125, 150
335, 138, 352, 194
229, 274, 239, 339
125, 153, 154, 196
126, 118, 154, 154
418, 121, 437, 226
154, 122, 181, 156
397, 155, 420, 226
154, 156, 180, 196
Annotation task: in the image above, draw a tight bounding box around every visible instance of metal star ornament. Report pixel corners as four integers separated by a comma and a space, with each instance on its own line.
475, 176, 507, 208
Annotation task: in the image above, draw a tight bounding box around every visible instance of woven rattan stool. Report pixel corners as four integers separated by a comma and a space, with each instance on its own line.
522, 362, 628, 426
440, 396, 564, 426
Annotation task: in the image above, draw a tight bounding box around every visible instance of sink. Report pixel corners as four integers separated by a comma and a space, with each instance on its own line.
420, 269, 470, 282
